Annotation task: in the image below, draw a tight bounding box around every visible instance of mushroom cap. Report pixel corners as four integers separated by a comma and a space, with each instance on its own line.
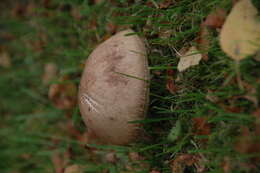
78, 29, 149, 145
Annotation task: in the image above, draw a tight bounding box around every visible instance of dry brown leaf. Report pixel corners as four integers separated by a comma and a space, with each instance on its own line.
0, 51, 11, 68
105, 152, 118, 163
150, 170, 161, 173
0, 32, 15, 42
221, 157, 231, 173
152, 70, 162, 76
42, 0, 52, 8
171, 154, 200, 173
166, 65, 177, 94
26, 2, 36, 17
177, 46, 202, 72
64, 165, 83, 173
66, 120, 82, 138
128, 152, 144, 162
51, 153, 65, 173
198, 8, 226, 61
220, 0, 260, 60
196, 24, 210, 61
106, 22, 118, 35
204, 8, 226, 29
11, 3, 27, 18
71, 7, 82, 20
192, 117, 211, 143
234, 122, 260, 163
29, 32, 48, 53
159, 0, 174, 9
94, 0, 104, 4
48, 79, 77, 110
42, 63, 58, 85
251, 109, 260, 162
253, 109, 260, 135
235, 126, 252, 154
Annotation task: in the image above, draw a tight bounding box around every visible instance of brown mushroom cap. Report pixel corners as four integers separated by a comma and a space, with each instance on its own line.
78, 29, 149, 145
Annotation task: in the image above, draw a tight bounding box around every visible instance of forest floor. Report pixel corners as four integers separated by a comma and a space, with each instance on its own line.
0, 0, 259, 173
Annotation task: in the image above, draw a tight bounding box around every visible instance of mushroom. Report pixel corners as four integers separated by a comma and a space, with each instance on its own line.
78, 29, 149, 145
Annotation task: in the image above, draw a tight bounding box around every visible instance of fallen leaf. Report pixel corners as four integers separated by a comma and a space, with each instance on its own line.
220, 0, 260, 60
128, 152, 144, 162
94, 0, 104, 4
251, 109, 260, 162
64, 165, 83, 173
105, 152, 118, 163
145, 1, 154, 8
48, 79, 77, 110
204, 8, 226, 29
20, 153, 31, 160
152, 70, 162, 76
66, 120, 82, 138
51, 153, 65, 173
221, 157, 231, 173
192, 117, 211, 143
11, 3, 27, 18
177, 46, 202, 72
166, 65, 177, 94
26, 2, 36, 17
29, 32, 48, 53
253, 109, 260, 135
223, 106, 243, 113
232, 108, 260, 164
150, 170, 161, 173
196, 24, 210, 61
42, 63, 58, 85
0, 51, 11, 68
106, 22, 118, 35
71, 7, 82, 20
42, 0, 52, 8
171, 154, 200, 173
235, 126, 252, 154
0, 32, 15, 43
159, 0, 174, 9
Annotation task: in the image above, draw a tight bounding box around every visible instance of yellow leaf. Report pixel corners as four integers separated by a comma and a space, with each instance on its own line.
220, 0, 260, 60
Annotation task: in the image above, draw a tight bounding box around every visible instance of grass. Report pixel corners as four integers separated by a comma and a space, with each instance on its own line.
0, 0, 259, 173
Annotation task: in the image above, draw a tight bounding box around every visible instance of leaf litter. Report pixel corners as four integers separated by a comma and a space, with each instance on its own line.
177, 46, 202, 72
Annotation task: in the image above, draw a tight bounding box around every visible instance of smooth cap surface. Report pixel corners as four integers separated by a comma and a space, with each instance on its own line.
79, 29, 149, 145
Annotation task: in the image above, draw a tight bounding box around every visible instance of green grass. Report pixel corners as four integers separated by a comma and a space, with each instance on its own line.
0, 0, 259, 173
